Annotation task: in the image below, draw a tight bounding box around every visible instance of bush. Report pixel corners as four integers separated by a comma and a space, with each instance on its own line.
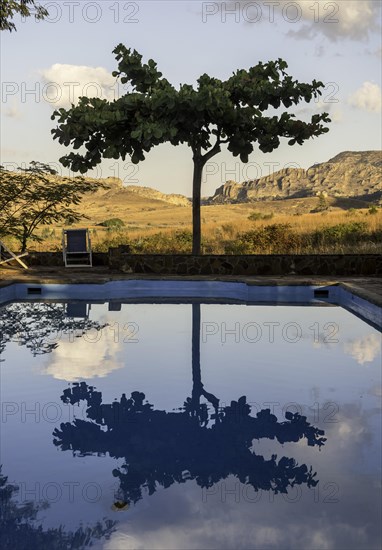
262, 212, 274, 220
221, 223, 236, 238
345, 208, 357, 217
310, 222, 368, 247
248, 211, 263, 221
98, 218, 125, 229
225, 224, 301, 254
41, 227, 51, 238
312, 192, 329, 213
248, 211, 274, 221
368, 205, 378, 215
130, 230, 194, 253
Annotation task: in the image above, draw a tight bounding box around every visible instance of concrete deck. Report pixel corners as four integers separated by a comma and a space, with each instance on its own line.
1, 265, 381, 308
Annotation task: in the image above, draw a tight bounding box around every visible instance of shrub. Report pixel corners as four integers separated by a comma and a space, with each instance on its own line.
345, 208, 357, 217
248, 211, 263, 221
41, 227, 51, 238
129, 230, 194, 253
221, 223, 236, 238
225, 224, 301, 254
248, 211, 274, 221
262, 212, 274, 220
98, 218, 125, 229
314, 192, 329, 212
368, 205, 378, 215
310, 222, 368, 247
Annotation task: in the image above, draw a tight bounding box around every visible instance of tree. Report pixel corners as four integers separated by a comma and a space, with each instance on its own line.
0, 161, 106, 251
314, 191, 329, 212
51, 45, 331, 254
0, 0, 48, 32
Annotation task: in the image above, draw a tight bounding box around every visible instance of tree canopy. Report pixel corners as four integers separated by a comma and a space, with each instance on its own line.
0, 0, 48, 32
51, 45, 331, 253
0, 161, 106, 251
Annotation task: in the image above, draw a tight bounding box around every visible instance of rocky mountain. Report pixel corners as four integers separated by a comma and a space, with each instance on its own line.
208, 151, 382, 204
9, 151, 380, 209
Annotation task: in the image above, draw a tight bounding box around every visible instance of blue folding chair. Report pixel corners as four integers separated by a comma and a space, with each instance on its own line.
62, 229, 92, 267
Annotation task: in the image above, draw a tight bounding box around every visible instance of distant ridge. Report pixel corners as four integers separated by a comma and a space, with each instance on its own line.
8, 151, 380, 207
208, 150, 382, 204
125, 185, 190, 206
85, 177, 190, 207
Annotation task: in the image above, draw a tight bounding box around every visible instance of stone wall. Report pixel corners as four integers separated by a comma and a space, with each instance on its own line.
27, 251, 109, 266
21, 249, 382, 275
108, 248, 381, 276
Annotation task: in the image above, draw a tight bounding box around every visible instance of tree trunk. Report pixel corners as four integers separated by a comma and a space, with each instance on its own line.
191, 142, 221, 255
21, 227, 28, 252
192, 159, 204, 255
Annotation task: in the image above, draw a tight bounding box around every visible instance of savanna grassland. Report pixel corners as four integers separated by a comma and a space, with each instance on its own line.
4, 192, 381, 255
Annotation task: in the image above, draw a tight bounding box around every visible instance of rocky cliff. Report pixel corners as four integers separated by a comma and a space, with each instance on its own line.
209, 151, 382, 204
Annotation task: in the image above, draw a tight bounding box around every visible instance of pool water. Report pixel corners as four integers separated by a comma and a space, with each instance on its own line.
0, 284, 381, 549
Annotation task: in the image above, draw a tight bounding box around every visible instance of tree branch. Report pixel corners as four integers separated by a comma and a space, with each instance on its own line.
202, 140, 221, 164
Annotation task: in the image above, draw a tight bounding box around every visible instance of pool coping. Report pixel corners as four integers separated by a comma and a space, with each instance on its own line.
0, 267, 381, 308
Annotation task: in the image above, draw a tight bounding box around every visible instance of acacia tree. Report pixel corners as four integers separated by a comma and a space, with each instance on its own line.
0, 0, 48, 31
0, 162, 106, 251
51, 44, 330, 254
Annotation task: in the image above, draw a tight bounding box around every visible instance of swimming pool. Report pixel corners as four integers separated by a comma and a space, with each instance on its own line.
1, 282, 381, 549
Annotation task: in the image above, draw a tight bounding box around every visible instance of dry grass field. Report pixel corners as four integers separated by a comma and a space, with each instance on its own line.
4, 192, 380, 255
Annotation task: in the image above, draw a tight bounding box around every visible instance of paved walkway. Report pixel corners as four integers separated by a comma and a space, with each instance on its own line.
1, 265, 381, 307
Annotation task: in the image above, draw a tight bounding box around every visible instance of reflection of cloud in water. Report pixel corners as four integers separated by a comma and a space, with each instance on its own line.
103, 533, 139, 550
103, 504, 376, 550
369, 385, 382, 399
43, 318, 123, 381
343, 333, 381, 365
319, 403, 374, 450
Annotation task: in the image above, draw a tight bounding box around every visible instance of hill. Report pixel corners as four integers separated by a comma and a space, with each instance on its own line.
208, 151, 382, 204
87, 177, 190, 207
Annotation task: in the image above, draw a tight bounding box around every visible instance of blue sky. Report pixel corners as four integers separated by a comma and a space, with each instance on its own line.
1, 0, 381, 196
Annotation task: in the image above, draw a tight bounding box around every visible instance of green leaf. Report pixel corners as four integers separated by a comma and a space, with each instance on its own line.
131, 129, 141, 139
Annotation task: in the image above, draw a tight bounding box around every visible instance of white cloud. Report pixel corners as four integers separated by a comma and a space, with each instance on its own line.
4, 101, 22, 119
285, 0, 381, 42
40, 64, 120, 109
219, 1, 380, 41
294, 101, 342, 123
344, 333, 382, 365
348, 82, 382, 113
330, 108, 343, 122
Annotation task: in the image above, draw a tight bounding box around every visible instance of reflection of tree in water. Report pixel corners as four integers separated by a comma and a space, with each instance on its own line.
0, 466, 115, 549
54, 382, 326, 506
0, 302, 106, 357
53, 304, 326, 506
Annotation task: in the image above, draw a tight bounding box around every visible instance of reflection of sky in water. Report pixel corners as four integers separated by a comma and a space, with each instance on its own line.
1, 302, 381, 549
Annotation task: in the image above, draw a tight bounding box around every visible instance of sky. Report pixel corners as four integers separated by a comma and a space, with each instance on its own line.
1, 0, 381, 196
